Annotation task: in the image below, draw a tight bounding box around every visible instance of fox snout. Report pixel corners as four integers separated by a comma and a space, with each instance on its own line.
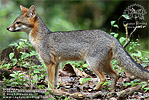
6, 22, 22, 32
7, 25, 20, 32
7, 22, 31, 33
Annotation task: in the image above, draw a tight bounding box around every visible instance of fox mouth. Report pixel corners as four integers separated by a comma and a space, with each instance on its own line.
11, 29, 21, 32
6, 27, 20, 32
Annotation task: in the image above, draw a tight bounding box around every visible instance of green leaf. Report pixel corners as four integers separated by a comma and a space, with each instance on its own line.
20, 52, 30, 60
33, 74, 38, 80
111, 21, 116, 26
119, 37, 126, 44
11, 82, 18, 86
131, 50, 142, 57
10, 74, 15, 78
129, 46, 133, 51
113, 25, 119, 28
45, 92, 50, 96
19, 41, 24, 46
103, 81, 111, 86
141, 84, 147, 89
9, 53, 14, 59
79, 78, 91, 84
34, 69, 40, 73
123, 82, 131, 87
30, 51, 37, 56
78, 68, 83, 71
122, 15, 130, 19
110, 32, 116, 35
110, 32, 119, 38
114, 34, 119, 38
12, 59, 17, 66
141, 63, 147, 67
144, 87, 149, 92
83, 64, 88, 68
64, 97, 68, 100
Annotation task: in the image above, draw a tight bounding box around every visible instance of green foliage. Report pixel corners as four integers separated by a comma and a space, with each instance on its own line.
79, 78, 91, 84
9, 53, 14, 59
2, 39, 47, 89
110, 32, 119, 38
9, 71, 28, 87
110, 19, 119, 38
96, 81, 111, 90
113, 24, 119, 28
123, 80, 149, 92
119, 37, 126, 45
82, 64, 88, 68
141, 83, 149, 92
103, 81, 112, 90
0, 63, 11, 69
111, 21, 116, 26
122, 15, 130, 20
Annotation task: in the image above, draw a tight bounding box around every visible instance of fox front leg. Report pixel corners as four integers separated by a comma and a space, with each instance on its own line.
45, 62, 56, 89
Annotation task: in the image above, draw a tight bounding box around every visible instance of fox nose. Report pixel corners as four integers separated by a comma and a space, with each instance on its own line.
6, 27, 9, 30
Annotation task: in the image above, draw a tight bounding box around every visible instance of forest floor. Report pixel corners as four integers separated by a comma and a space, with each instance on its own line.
0, 46, 149, 100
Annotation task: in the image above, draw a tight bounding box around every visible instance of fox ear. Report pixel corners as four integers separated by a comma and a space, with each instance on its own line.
27, 5, 36, 18
20, 5, 28, 12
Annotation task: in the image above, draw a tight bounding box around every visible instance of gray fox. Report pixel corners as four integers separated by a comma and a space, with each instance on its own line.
7, 5, 149, 90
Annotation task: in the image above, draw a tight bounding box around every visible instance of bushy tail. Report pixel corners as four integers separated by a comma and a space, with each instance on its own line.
113, 40, 149, 80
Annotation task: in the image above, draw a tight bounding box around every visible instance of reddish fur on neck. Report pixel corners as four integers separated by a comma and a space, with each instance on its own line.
31, 19, 38, 38
29, 16, 39, 47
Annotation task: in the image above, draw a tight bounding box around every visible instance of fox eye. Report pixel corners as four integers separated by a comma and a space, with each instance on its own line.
16, 22, 21, 24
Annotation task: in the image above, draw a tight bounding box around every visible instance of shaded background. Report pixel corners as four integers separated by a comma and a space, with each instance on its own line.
0, 0, 148, 51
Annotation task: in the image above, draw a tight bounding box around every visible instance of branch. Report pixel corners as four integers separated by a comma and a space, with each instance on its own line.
49, 89, 84, 99
49, 85, 142, 99
117, 85, 142, 100
123, 21, 138, 48
124, 23, 129, 43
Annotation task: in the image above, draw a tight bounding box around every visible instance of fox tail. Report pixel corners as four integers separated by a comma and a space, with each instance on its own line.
113, 41, 149, 80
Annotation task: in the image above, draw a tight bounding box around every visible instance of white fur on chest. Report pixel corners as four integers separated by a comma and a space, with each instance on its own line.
29, 31, 44, 64
29, 30, 35, 47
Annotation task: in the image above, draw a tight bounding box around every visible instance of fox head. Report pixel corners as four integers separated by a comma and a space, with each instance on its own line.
7, 5, 37, 33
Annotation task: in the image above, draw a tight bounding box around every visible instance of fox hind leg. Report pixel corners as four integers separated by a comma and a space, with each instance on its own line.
103, 62, 118, 90
104, 48, 118, 90
86, 59, 106, 90
93, 68, 106, 90
54, 63, 60, 88
86, 46, 117, 90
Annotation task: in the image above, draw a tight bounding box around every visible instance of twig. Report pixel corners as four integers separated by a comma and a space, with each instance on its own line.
123, 20, 138, 48
49, 89, 84, 99
124, 23, 129, 43
117, 85, 142, 100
